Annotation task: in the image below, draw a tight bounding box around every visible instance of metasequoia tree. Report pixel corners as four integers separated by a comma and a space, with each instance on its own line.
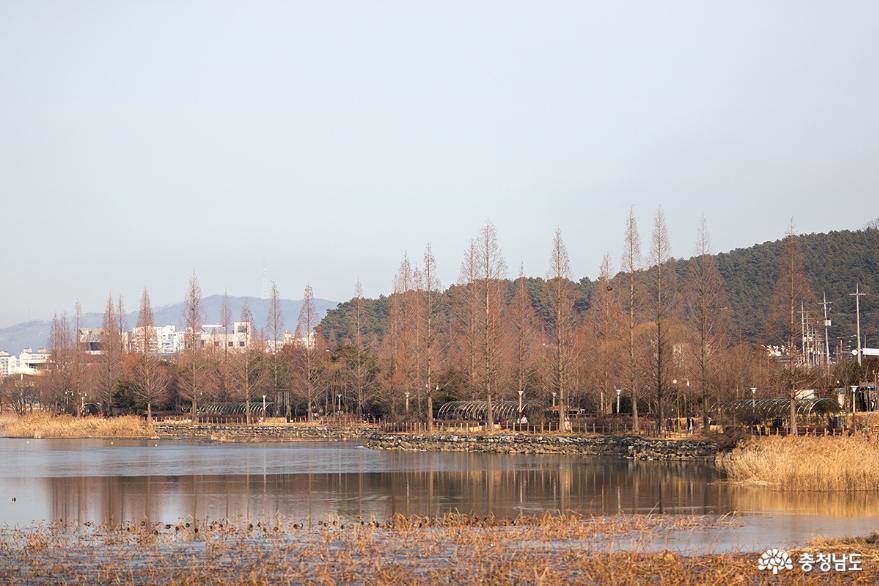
421, 245, 441, 430
178, 273, 204, 422
265, 281, 287, 417
766, 223, 815, 434
131, 289, 168, 420
503, 266, 542, 410
476, 223, 506, 429
47, 313, 73, 413
296, 283, 319, 420
683, 219, 729, 430
349, 280, 373, 416
648, 209, 675, 429
581, 255, 625, 414
235, 303, 259, 424
96, 295, 123, 414
456, 240, 481, 397
544, 229, 576, 431
620, 209, 643, 431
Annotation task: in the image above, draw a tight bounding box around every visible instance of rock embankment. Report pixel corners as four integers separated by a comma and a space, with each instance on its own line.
366, 433, 717, 460
154, 423, 373, 442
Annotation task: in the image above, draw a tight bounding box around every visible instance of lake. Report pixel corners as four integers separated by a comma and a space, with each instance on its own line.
1, 438, 876, 552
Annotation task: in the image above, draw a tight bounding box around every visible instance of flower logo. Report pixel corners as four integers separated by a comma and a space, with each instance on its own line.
758, 549, 793, 574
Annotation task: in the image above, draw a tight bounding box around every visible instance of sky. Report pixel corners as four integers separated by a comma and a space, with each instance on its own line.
1, 1, 878, 327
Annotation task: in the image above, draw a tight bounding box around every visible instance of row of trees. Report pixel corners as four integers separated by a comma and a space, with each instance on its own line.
321, 213, 872, 431
2, 212, 872, 430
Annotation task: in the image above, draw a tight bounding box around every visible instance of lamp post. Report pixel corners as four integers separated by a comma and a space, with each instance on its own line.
80, 393, 86, 416
673, 379, 679, 432
337, 393, 342, 414
750, 387, 757, 411
552, 391, 556, 408
405, 391, 410, 414
616, 389, 622, 415
517, 389, 524, 422
262, 394, 267, 418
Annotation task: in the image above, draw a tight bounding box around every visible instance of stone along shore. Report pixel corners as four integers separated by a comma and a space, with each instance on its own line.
366, 432, 719, 460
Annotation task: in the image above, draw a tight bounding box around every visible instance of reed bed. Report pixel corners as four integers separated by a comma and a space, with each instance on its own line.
0, 412, 152, 439
0, 513, 841, 586
718, 434, 879, 491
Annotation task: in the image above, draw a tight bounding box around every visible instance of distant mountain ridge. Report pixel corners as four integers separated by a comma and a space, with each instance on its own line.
0, 295, 338, 353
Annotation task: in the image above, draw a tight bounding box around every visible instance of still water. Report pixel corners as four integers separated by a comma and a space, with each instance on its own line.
1, 438, 877, 551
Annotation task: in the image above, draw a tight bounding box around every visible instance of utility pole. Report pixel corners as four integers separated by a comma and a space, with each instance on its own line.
851, 283, 865, 367
820, 292, 832, 368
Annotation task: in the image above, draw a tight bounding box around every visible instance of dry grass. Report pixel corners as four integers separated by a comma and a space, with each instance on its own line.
718, 434, 879, 491
2, 514, 854, 585
0, 412, 153, 439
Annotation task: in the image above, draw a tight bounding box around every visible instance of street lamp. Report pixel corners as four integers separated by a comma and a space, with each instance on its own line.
337, 393, 342, 414
517, 389, 524, 421
616, 389, 622, 415
750, 387, 757, 411
851, 385, 859, 414
405, 391, 410, 413
552, 391, 556, 408
672, 379, 679, 432
262, 394, 267, 417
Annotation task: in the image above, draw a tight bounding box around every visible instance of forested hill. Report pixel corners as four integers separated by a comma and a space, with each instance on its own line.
318, 227, 878, 348
707, 228, 878, 342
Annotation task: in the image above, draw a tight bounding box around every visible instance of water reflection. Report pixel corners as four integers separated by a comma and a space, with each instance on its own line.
1, 439, 878, 528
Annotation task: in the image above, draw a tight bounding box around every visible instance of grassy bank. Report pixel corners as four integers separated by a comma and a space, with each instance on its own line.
7, 513, 850, 585
718, 434, 879, 491
0, 412, 152, 439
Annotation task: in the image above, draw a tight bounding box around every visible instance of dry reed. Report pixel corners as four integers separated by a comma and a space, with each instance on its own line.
0, 412, 152, 439
718, 434, 879, 491
0, 515, 871, 585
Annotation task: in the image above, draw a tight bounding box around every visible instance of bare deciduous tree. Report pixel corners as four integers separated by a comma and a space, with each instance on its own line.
296, 283, 318, 420
476, 223, 506, 429
545, 229, 576, 431
649, 209, 675, 430
766, 222, 815, 434
179, 273, 204, 422
621, 209, 643, 431
131, 289, 168, 420
96, 295, 123, 414
683, 219, 729, 430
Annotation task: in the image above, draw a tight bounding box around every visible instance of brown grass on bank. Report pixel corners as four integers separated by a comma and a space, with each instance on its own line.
0, 515, 871, 585
0, 412, 153, 439
718, 434, 879, 491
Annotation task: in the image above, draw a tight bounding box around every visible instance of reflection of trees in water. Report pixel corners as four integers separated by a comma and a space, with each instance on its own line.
45, 458, 876, 525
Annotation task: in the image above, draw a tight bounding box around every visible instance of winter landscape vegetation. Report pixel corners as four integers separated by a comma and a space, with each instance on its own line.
3, 1, 879, 584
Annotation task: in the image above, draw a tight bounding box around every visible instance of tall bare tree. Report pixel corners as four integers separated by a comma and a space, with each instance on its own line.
581, 255, 625, 415
265, 281, 286, 417
545, 229, 576, 431
683, 219, 729, 430
179, 273, 204, 422
48, 313, 73, 413
766, 222, 815, 433
296, 283, 318, 420
421, 245, 441, 430
504, 265, 542, 411
621, 209, 642, 431
96, 295, 123, 414
131, 289, 168, 420
456, 240, 481, 397
349, 280, 375, 417
235, 303, 259, 424
476, 223, 506, 429
649, 209, 675, 430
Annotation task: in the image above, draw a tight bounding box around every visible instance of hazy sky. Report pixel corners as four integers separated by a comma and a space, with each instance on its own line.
1, 1, 877, 327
